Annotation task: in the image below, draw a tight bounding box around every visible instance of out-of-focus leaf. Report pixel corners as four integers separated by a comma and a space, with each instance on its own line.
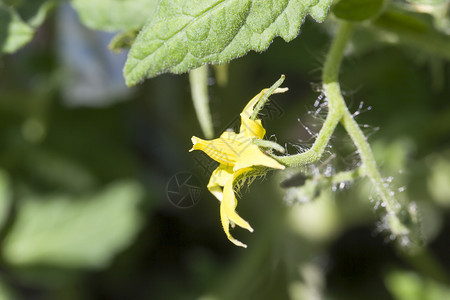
407, 0, 448, 4
427, 153, 450, 207
372, 8, 450, 61
0, 170, 11, 232
24, 149, 97, 193
71, 0, 158, 31
0, 278, 14, 300
2, 181, 144, 269
332, 0, 386, 22
407, 2, 450, 34
283, 178, 321, 204
124, 0, 333, 86
372, 139, 412, 173
287, 189, 340, 241
0, 0, 58, 53
11, 0, 59, 27
0, 5, 34, 53
385, 270, 450, 300
288, 263, 325, 300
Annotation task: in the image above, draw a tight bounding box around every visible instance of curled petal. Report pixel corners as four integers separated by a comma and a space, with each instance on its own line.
207, 165, 233, 201
190, 135, 242, 166
240, 114, 265, 139
220, 204, 248, 248
222, 175, 254, 232
241, 87, 289, 119
219, 172, 254, 247
233, 144, 285, 171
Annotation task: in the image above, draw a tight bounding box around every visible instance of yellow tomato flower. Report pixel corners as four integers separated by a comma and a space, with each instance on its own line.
190, 87, 287, 248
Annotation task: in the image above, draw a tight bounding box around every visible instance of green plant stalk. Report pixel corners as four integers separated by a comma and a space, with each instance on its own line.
326, 22, 413, 241
250, 75, 285, 121
253, 139, 285, 154
340, 104, 409, 233
189, 65, 214, 139
322, 22, 407, 235
271, 21, 422, 247
273, 22, 354, 166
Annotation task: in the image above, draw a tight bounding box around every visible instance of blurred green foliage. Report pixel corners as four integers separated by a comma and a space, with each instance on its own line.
3, 181, 143, 268
0, 0, 58, 53
386, 269, 450, 300
71, 0, 157, 31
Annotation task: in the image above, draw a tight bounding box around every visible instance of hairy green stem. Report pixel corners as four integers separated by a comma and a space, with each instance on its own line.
250, 75, 285, 121
319, 22, 409, 236
271, 21, 422, 248
189, 65, 214, 139
340, 104, 407, 229
253, 139, 285, 154
273, 22, 354, 166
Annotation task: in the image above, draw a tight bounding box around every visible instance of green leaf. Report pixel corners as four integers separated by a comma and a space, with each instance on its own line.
0, 279, 14, 300
2, 181, 144, 269
71, 0, 158, 31
332, 0, 386, 22
427, 153, 450, 207
124, 0, 333, 86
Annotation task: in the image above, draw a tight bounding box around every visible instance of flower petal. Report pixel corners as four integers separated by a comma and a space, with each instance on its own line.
239, 114, 265, 139
233, 144, 285, 171
241, 89, 265, 119
219, 172, 254, 248
221, 172, 254, 233
207, 165, 233, 201
241, 87, 289, 119
190, 135, 241, 166
220, 204, 248, 248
